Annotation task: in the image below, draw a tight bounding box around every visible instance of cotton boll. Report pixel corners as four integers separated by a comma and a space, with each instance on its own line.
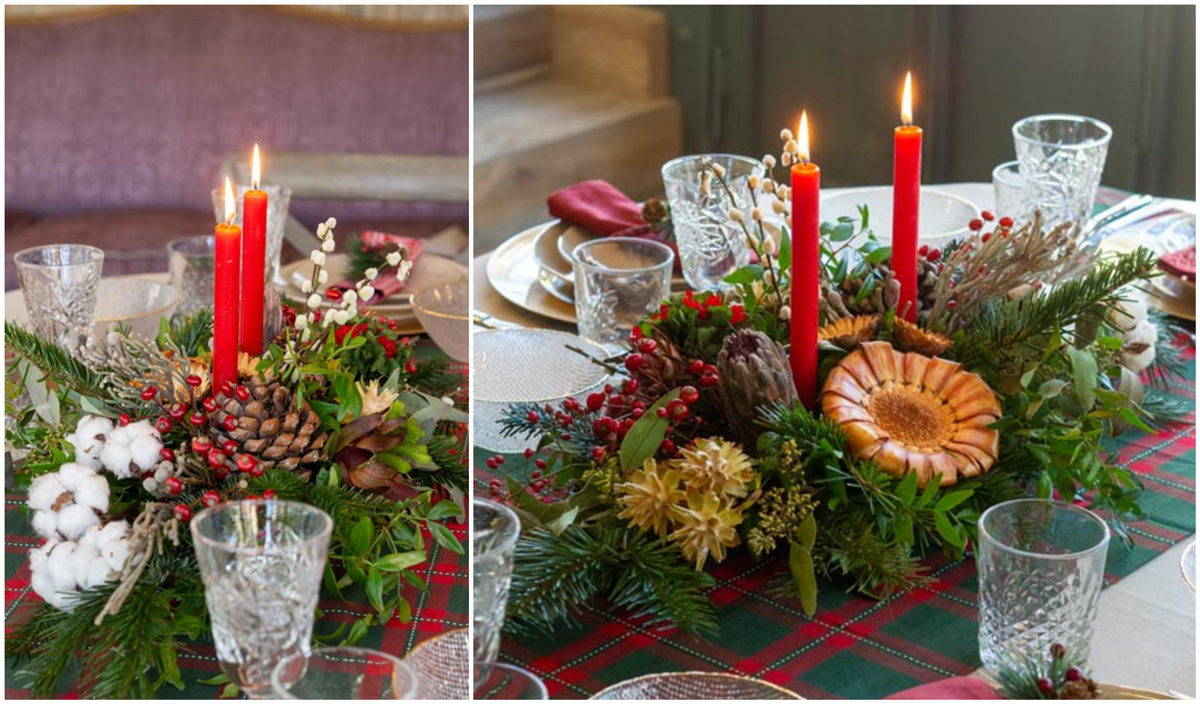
98, 520, 129, 544
29, 540, 53, 570
66, 415, 113, 469
100, 537, 130, 573
46, 542, 80, 592
72, 542, 101, 587
28, 473, 68, 511
73, 473, 110, 513
57, 462, 95, 492
128, 434, 163, 471
1110, 291, 1149, 332
56, 504, 101, 541
1124, 319, 1158, 348
99, 443, 134, 478
1122, 344, 1157, 373
31, 510, 61, 540
31, 569, 64, 609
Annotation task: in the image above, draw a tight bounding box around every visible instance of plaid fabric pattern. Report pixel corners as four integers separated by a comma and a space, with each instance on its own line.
4, 343, 469, 699
477, 342, 1195, 699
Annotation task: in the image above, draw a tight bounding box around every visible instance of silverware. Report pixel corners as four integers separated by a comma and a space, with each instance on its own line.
473, 310, 515, 329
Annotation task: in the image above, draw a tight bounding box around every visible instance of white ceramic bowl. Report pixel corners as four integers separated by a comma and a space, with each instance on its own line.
820, 186, 981, 248
410, 283, 469, 362
94, 279, 180, 339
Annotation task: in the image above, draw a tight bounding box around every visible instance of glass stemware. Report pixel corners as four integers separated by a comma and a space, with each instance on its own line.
473, 499, 521, 667
1012, 114, 1112, 230
474, 662, 548, 700
572, 237, 674, 350
191, 500, 333, 699
14, 244, 104, 352
271, 646, 419, 699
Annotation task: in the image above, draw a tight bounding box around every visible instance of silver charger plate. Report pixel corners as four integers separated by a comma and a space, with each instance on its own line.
485, 224, 578, 324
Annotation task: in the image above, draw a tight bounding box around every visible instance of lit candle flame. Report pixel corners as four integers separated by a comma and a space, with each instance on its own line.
901, 71, 913, 126
251, 144, 261, 190
797, 111, 810, 164
223, 176, 236, 225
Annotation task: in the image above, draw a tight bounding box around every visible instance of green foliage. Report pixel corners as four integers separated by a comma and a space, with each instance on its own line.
159, 308, 214, 357
5, 321, 108, 398
504, 524, 717, 637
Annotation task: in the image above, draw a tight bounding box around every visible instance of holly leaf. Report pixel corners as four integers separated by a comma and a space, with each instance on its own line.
619, 389, 681, 470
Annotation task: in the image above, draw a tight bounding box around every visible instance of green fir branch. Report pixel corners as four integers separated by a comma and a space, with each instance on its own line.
5, 321, 109, 397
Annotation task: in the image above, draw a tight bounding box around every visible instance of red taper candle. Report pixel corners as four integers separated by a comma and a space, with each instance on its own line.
213, 177, 241, 391
790, 111, 820, 409
892, 72, 922, 322
240, 145, 267, 355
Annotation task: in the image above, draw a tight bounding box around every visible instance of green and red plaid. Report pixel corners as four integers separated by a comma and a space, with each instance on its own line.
4, 347, 469, 700
477, 343, 1195, 699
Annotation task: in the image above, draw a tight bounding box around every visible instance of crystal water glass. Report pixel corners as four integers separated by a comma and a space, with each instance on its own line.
271, 646, 419, 699
14, 244, 104, 352
210, 183, 293, 286
1012, 114, 1112, 229
191, 500, 333, 699
977, 499, 1110, 673
572, 237, 674, 350
992, 160, 1026, 223
167, 236, 215, 315
474, 662, 548, 700
473, 499, 521, 667
662, 154, 763, 291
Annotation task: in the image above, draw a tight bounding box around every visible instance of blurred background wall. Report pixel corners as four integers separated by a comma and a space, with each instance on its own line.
659, 5, 1195, 198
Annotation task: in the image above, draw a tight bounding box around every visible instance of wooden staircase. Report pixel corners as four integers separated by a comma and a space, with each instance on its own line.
474, 5, 683, 251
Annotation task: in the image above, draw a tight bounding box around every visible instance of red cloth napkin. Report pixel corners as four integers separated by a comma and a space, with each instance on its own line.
1159, 245, 1196, 282
548, 180, 646, 236
885, 677, 998, 699
333, 231, 424, 304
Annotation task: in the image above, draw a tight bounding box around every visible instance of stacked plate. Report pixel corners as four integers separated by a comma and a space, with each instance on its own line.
1099, 210, 1196, 321
281, 253, 469, 334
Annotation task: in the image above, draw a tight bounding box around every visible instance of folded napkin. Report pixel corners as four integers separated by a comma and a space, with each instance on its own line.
333, 231, 425, 304
1159, 245, 1196, 282
548, 180, 648, 236
885, 677, 998, 699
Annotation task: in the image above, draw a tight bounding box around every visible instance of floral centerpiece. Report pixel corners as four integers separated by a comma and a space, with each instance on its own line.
5, 220, 468, 698
488, 136, 1188, 637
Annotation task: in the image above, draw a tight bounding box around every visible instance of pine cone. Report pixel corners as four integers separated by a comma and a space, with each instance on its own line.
833, 258, 939, 319
1059, 678, 1100, 699
716, 330, 798, 443
210, 377, 328, 473
642, 198, 670, 226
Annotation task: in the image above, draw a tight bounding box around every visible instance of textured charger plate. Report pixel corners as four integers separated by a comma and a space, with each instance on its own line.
404, 628, 469, 700
486, 224, 578, 324
590, 672, 804, 700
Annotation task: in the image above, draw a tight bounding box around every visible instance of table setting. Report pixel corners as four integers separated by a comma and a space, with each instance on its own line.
5, 146, 472, 699
473, 72, 1196, 699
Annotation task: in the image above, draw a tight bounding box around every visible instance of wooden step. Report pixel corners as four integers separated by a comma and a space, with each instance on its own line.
473, 5, 551, 83
474, 77, 681, 250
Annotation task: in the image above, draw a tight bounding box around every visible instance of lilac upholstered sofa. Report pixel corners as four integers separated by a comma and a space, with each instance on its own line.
5, 6, 468, 289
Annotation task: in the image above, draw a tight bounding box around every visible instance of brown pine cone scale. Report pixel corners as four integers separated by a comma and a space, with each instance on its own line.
211, 377, 329, 472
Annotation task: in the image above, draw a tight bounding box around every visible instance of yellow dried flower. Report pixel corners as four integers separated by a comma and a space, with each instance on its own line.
673, 437, 755, 499
670, 493, 743, 570
356, 380, 400, 416
616, 459, 685, 537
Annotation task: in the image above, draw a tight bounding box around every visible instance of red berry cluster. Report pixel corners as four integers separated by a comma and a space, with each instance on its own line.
968, 210, 1015, 242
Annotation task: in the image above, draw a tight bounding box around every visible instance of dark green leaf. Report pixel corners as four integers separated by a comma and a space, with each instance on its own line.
618, 389, 680, 470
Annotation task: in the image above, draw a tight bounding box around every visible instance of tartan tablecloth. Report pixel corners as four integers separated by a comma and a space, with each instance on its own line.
4, 347, 469, 699
476, 344, 1196, 699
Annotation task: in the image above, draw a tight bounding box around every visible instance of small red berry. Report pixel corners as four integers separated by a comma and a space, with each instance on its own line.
535, 459, 547, 470
262, 489, 277, 500
1065, 667, 1083, 682
173, 504, 192, 521
189, 411, 207, 427
326, 287, 343, 301
246, 494, 262, 502
660, 439, 676, 455
1050, 643, 1066, 659
141, 386, 158, 401
530, 469, 542, 479
586, 393, 605, 412
926, 248, 941, 263
201, 490, 221, 507
222, 439, 239, 455
631, 408, 644, 420
591, 447, 605, 462
524, 448, 535, 459
219, 381, 235, 397
636, 339, 658, 354
968, 218, 983, 231
168, 404, 187, 421
494, 455, 505, 465
223, 415, 238, 432
235, 385, 251, 402
625, 353, 644, 371
486, 458, 498, 470
981, 210, 995, 222
237, 454, 258, 473
202, 397, 219, 413
699, 373, 720, 388
118, 413, 132, 427
164, 477, 183, 495
405, 358, 417, 374
214, 465, 230, 481
160, 447, 175, 462
155, 417, 173, 434
918, 244, 929, 256
657, 407, 669, 418
527, 411, 539, 423
560, 433, 571, 441
680, 386, 700, 404
946, 300, 957, 310
186, 375, 203, 388
999, 216, 1014, 228
192, 436, 214, 453
667, 399, 688, 421
206, 449, 227, 469
621, 378, 639, 395
1036, 678, 1055, 695
981, 232, 991, 243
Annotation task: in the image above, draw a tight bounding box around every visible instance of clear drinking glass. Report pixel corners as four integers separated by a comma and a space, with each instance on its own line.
404, 628, 470, 699
191, 500, 333, 699
662, 154, 764, 291
270, 646, 419, 699
473, 499, 521, 667
992, 160, 1026, 223
13, 244, 104, 352
1012, 115, 1112, 229
210, 183, 293, 286
572, 237, 674, 350
474, 662, 548, 700
167, 236, 215, 315
977, 499, 1110, 673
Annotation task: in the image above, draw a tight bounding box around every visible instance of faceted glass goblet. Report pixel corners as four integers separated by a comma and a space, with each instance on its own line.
572, 237, 674, 351
1012, 114, 1112, 229
992, 160, 1026, 224
662, 154, 764, 291
14, 244, 104, 352
210, 183, 293, 286
977, 499, 1110, 674
271, 646, 419, 699
191, 500, 333, 699
167, 236, 215, 316
474, 662, 548, 700
473, 499, 520, 667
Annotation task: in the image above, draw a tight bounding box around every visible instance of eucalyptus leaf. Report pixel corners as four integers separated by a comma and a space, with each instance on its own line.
788, 540, 818, 615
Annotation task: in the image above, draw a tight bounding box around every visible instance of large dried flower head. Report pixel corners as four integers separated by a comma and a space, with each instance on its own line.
616, 459, 686, 537
891, 317, 953, 356
356, 380, 400, 416
673, 437, 755, 499
670, 493, 743, 570
818, 315, 880, 350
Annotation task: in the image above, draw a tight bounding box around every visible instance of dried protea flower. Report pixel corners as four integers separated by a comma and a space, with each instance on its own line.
673, 437, 755, 498
821, 341, 1000, 487
818, 315, 879, 350
615, 459, 685, 537
669, 493, 743, 570
890, 317, 952, 356
716, 329, 799, 443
